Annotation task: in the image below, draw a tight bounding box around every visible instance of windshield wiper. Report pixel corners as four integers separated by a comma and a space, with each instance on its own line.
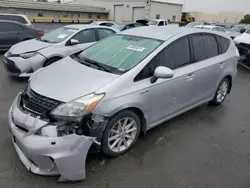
82, 58, 112, 73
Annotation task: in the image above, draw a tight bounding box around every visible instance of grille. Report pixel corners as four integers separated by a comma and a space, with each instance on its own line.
3, 58, 21, 74
22, 88, 61, 116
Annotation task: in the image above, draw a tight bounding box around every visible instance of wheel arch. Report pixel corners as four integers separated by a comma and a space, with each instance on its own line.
225, 75, 232, 94
43, 56, 63, 67
108, 107, 148, 135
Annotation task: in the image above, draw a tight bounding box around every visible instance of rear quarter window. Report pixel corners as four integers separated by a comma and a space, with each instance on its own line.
216, 35, 230, 54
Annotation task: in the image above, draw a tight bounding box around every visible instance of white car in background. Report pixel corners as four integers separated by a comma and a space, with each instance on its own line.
90, 21, 115, 27
0, 13, 33, 28
194, 25, 229, 33
3, 25, 118, 77
148, 19, 168, 26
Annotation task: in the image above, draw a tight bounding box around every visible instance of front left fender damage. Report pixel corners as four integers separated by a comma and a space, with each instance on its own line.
8, 96, 110, 182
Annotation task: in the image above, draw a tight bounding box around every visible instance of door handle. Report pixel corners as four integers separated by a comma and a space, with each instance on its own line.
219, 62, 225, 68
187, 73, 195, 81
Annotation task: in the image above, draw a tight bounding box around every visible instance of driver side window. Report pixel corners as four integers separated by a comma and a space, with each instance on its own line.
71, 29, 96, 44
134, 36, 191, 82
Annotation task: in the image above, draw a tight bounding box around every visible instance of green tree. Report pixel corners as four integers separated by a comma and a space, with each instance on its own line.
56, 0, 61, 3
240, 14, 250, 24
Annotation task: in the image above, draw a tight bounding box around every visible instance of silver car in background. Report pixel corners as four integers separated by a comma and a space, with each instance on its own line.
3, 25, 118, 77
8, 27, 238, 181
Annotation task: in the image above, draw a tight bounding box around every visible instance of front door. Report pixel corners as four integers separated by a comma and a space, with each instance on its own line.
149, 65, 196, 126
139, 36, 195, 126
66, 29, 97, 56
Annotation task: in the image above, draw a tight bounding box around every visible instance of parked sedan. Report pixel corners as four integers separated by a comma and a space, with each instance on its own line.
3, 25, 118, 77
90, 21, 115, 27
9, 27, 238, 182
111, 22, 145, 31
0, 20, 44, 51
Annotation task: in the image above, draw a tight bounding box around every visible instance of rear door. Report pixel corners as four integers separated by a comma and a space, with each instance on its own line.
189, 33, 222, 103
66, 29, 97, 56
0, 22, 22, 50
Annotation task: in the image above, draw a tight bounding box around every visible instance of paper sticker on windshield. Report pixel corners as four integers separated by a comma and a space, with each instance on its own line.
57, 34, 68, 39
127, 45, 145, 52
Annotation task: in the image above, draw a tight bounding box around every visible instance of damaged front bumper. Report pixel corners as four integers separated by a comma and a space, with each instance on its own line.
8, 94, 98, 182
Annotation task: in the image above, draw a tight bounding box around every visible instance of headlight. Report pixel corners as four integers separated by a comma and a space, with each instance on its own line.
51, 93, 105, 122
20, 52, 39, 59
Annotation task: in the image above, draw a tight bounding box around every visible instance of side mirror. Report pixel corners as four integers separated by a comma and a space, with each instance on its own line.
240, 28, 246, 34
151, 66, 174, 83
69, 39, 79, 45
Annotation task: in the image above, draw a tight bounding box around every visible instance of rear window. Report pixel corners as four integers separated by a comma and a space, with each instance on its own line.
4, 15, 27, 24
216, 35, 230, 54
79, 35, 162, 71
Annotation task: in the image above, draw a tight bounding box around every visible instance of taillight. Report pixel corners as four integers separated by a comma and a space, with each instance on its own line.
37, 31, 44, 36
28, 24, 33, 28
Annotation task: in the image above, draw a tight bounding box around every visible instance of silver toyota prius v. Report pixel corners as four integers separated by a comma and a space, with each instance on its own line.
8, 27, 238, 181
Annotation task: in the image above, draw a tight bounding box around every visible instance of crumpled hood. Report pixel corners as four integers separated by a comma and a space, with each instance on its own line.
30, 57, 119, 102
9, 39, 53, 54
235, 33, 250, 44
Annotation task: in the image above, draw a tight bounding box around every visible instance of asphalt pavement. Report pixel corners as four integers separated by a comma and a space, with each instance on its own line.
1, 54, 250, 188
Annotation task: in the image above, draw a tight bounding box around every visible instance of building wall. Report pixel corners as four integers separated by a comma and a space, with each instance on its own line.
70, 0, 147, 21
70, 0, 182, 21
0, 7, 108, 22
150, 1, 182, 21
190, 12, 217, 22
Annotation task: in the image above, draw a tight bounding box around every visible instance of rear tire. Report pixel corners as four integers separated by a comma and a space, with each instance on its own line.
210, 77, 230, 105
43, 57, 61, 67
102, 110, 141, 157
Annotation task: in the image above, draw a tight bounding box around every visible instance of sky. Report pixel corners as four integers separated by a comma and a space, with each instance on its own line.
165, 0, 250, 13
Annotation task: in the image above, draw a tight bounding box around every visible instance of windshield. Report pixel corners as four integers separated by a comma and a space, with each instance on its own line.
148, 20, 158, 25
246, 29, 250, 34
78, 35, 162, 72
111, 23, 125, 31
40, 27, 77, 43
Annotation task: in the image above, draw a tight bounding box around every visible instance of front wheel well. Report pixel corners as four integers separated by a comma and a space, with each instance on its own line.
225, 75, 232, 93
112, 107, 147, 135
43, 56, 62, 67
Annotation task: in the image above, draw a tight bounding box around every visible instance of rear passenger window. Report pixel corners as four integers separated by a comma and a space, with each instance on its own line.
191, 34, 219, 62
216, 35, 230, 54
96, 29, 115, 40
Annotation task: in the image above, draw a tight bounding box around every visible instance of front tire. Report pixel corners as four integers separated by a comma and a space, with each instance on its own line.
102, 110, 141, 157
210, 77, 230, 105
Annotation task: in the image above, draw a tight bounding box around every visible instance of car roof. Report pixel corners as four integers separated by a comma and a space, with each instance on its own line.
194, 25, 214, 29
94, 21, 114, 24
63, 24, 113, 30
120, 26, 224, 41
0, 13, 28, 17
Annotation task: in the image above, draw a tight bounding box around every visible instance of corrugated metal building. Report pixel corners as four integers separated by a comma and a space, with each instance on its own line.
68, 0, 183, 22
0, 0, 109, 22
